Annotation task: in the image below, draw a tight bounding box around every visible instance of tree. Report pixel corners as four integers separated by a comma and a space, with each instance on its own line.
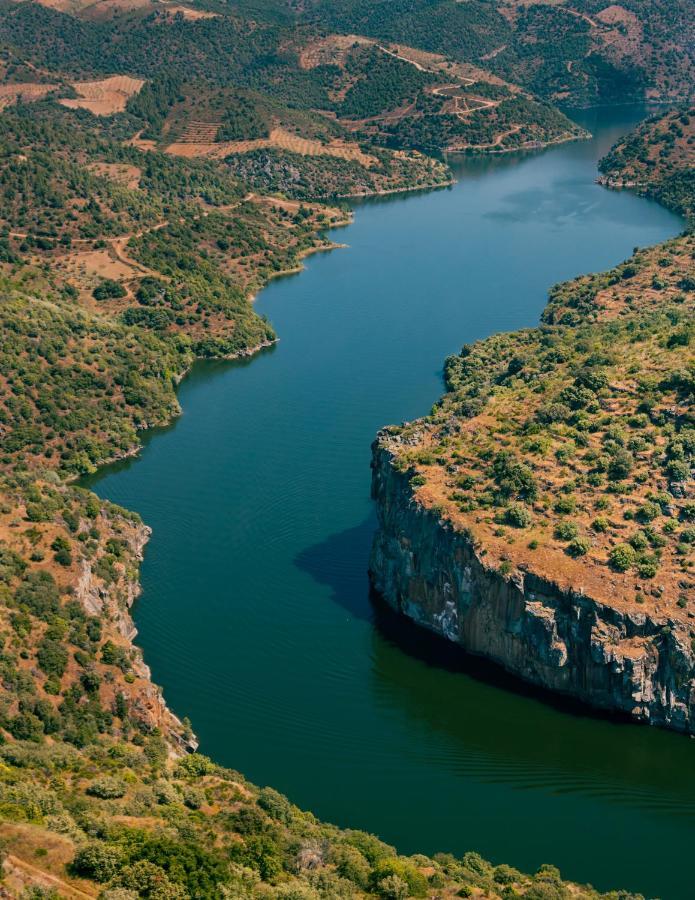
609, 543, 635, 572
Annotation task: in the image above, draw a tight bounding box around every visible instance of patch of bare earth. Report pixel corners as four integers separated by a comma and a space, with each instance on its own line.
158, 2, 219, 19
0, 82, 58, 110
164, 126, 377, 167
0, 824, 96, 900
87, 161, 142, 189
59, 75, 145, 116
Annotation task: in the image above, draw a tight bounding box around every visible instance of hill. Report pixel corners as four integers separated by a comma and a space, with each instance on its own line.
370, 108, 694, 734
304, 0, 694, 105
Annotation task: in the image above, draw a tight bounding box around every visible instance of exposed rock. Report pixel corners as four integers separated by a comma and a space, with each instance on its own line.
370, 441, 695, 734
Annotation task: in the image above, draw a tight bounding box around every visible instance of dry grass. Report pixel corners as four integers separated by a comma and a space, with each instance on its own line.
0, 824, 97, 899
59, 75, 145, 116
0, 82, 58, 111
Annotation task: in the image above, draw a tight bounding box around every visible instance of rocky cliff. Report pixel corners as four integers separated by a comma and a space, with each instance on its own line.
370, 441, 695, 734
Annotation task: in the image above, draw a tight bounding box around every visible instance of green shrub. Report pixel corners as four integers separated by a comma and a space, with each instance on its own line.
86, 777, 126, 799
567, 537, 591, 557
93, 279, 127, 301
637, 554, 660, 578
607, 449, 634, 480
554, 521, 578, 541
505, 504, 532, 528
71, 842, 123, 881
636, 502, 661, 523
609, 544, 636, 572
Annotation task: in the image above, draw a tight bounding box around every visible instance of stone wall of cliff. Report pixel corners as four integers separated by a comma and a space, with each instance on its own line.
370, 439, 695, 734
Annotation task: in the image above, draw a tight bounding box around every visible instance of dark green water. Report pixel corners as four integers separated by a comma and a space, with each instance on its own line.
87, 107, 692, 899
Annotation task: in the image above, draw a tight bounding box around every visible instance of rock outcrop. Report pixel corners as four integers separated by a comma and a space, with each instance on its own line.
370, 441, 695, 734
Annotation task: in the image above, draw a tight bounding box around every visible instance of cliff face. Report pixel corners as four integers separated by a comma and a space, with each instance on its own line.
370, 441, 695, 734
75, 516, 198, 754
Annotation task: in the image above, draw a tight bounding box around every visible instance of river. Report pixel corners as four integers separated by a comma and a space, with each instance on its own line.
86, 106, 691, 898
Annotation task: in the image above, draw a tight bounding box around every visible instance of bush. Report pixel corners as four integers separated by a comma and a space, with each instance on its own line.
491, 452, 537, 501
636, 502, 661, 523
377, 875, 409, 900
372, 859, 428, 898
554, 521, 578, 541
567, 537, 591, 557
176, 753, 216, 777
629, 531, 649, 550
505, 503, 532, 528
637, 554, 660, 578
113, 861, 187, 900
553, 496, 576, 515
93, 279, 126, 301
257, 786, 292, 824
609, 544, 636, 572
86, 777, 126, 799
37, 639, 68, 678
331, 845, 371, 889
607, 449, 634, 481
71, 842, 123, 881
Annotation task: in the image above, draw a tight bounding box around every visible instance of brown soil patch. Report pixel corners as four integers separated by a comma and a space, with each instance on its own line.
127, 130, 158, 152
0, 82, 58, 110
593, 4, 644, 64
159, 2, 219, 19
88, 161, 142, 189
165, 126, 377, 167
59, 75, 145, 116
177, 120, 222, 143
59, 248, 140, 285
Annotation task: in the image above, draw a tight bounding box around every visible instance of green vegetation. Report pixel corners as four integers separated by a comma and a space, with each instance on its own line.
599, 105, 695, 222
223, 146, 450, 199
309, 0, 694, 105
339, 46, 437, 119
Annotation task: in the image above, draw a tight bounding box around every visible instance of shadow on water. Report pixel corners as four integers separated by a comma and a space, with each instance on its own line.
294, 515, 376, 623
296, 518, 695, 819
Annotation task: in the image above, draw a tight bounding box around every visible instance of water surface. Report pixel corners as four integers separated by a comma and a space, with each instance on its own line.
88, 107, 691, 898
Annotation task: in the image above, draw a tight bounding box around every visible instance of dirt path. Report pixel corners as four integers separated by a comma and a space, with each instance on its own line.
376, 44, 429, 72
447, 123, 521, 151
564, 7, 600, 28
4, 854, 96, 900
431, 84, 497, 123
109, 220, 169, 278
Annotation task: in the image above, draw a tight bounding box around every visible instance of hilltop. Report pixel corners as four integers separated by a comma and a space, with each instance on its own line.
0, 0, 587, 168
302, 0, 694, 105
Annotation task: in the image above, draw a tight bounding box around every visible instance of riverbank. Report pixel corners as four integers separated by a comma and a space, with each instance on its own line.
369, 109, 693, 734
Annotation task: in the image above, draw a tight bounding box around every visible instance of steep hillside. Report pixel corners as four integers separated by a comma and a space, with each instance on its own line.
305, 0, 694, 105
0, 2, 686, 895
598, 104, 695, 220
0, 1, 588, 160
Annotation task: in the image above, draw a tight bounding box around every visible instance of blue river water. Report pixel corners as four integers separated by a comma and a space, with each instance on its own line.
87, 106, 689, 898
